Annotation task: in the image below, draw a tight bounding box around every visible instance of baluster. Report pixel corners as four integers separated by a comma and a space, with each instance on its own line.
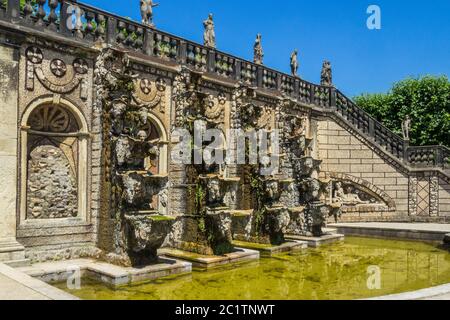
154, 34, 162, 57
135, 27, 143, 50
170, 39, 178, 59
47, 0, 59, 31
116, 21, 127, 46
84, 11, 95, 41
35, 0, 47, 27
23, 0, 34, 23
125, 24, 136, 48
186, 44, 194, 65
95, 13, 106, 42
74, 5, 84, 39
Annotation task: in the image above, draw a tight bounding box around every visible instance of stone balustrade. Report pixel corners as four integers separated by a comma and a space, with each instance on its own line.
0, 0, 448, 171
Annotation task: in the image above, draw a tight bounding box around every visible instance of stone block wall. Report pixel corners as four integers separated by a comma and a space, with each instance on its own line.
439, 178, 450, 216
316, 116, 450, 222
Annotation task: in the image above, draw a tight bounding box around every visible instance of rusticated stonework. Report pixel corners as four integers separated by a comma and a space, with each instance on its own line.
27, 144, 78, 219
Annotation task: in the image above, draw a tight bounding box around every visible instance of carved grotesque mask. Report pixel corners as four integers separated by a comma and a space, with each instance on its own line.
207, 179, 221, 205
137, 130, 148, 142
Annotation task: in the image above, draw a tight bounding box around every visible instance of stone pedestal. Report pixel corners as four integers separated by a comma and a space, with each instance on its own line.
0, 45, 25, 263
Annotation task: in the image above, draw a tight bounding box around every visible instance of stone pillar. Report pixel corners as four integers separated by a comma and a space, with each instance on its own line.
0, 44, 25, 263
408, 175, 418, 216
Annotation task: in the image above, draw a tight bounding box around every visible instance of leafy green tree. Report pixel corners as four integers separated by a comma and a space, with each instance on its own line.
354, 76, 450, 147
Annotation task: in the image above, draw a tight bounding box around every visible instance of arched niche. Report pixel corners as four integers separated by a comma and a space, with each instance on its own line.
19, 97, 90, 224
147, 112, 168, 176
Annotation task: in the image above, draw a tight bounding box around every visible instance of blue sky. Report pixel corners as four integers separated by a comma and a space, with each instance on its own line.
81, 0, 450, 97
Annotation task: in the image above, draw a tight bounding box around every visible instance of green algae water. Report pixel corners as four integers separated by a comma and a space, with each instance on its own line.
57, 237, 450, 300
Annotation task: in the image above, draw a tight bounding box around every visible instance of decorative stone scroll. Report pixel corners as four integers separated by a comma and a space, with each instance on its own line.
132, 77, 167, 113
25, 46, 89, 100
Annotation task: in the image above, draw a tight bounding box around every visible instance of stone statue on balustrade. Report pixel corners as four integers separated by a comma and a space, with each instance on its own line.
290, 49, 299, 77
254, 34, 264, 65
320, 60, 332, 86
402, 115, 411, 141
203, 14, 216, 48
140, 0, 159, 27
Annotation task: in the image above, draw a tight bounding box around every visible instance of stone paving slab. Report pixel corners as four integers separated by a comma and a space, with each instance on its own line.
328, 223, 450, 242
0, 263, 78, 300
16, 257, 192, 288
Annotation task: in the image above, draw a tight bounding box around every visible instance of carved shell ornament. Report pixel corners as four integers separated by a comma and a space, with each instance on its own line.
204, 94, 225, 123
258, 106, 273, 129
28, 105, 70, 133
132, 78, 166, 113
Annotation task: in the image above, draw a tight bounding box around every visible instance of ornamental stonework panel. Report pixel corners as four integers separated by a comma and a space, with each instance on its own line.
416, 177, 430, 216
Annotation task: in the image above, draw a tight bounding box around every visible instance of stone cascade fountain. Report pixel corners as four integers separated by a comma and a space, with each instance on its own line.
170, 70, 235, 256
281, 110, 342, 238
96, 49, 173, 266
232, 167, 291, 246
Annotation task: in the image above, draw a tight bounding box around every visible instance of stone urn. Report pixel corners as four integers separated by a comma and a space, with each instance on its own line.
124, 215, 175, 266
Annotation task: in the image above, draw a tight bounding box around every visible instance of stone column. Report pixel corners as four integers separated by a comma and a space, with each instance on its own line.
0, 44, 25, 263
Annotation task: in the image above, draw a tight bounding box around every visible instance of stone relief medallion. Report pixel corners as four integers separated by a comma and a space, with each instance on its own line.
204, 94, 224, 124
140, 78, 152, 95
73, 58, 88, 74
26, 46, 43, 64
132, 78, 166, 113
50, 59, 67, 77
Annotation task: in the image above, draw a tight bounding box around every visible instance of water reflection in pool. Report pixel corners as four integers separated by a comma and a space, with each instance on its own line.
57, 237, 450, 300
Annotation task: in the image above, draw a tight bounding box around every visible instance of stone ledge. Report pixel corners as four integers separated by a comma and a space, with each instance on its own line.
16, 257, 192, 288
285, 234, 345, 248
366, 283, 450, 300
159, 247, 260, 269
231, 240, 308, 256
0, 263, 78, 300
329, 223, 450, 242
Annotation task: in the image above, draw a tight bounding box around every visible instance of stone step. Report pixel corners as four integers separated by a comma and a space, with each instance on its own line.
4, 259, 31, 268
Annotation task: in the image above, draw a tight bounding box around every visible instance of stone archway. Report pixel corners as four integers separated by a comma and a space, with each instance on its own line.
19, 97, 89, 224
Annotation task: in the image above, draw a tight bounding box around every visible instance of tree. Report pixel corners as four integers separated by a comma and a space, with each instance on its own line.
354, 76, 450, 147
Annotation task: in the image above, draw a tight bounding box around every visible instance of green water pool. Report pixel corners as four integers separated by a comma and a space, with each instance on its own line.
56, 237, 450, 300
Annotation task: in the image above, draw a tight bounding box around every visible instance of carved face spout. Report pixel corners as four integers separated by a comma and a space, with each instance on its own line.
139, 108, 148, 125
265, 180, 280, 202
206, 179, 222, 206
137, 130, 148, 142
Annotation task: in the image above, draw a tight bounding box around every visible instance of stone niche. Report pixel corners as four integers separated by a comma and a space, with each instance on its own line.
23, 103, 87, 220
